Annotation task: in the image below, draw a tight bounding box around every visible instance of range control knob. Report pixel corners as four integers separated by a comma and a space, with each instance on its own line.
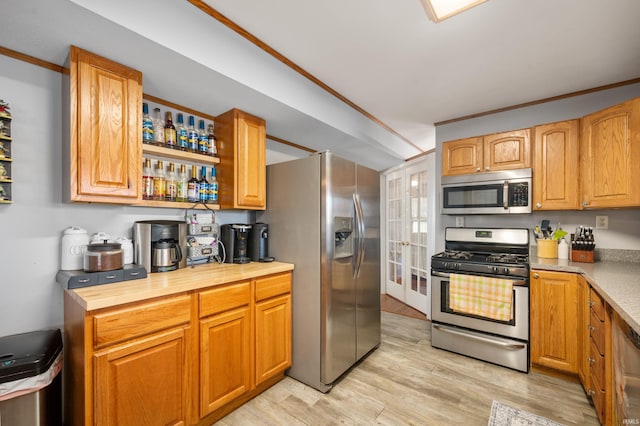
503, 267, 510, 274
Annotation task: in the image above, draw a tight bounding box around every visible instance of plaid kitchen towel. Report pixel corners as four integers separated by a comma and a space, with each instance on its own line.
449, 273, 513, 321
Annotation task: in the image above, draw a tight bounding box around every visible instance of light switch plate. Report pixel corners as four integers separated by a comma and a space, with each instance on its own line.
596, 215, 608, 230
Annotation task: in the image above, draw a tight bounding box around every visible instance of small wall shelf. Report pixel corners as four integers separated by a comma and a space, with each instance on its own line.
0, 103, 13, 204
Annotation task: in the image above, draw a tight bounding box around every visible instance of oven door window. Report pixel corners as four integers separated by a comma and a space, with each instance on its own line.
443, 184, 504, 209
440, 279, 516, 326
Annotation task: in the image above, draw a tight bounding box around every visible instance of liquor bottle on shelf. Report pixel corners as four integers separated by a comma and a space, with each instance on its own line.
207, 123, 218, 157
153, 160, 166, 201
166, 162, 178, 202
198, 119, 209, 155
153, 107, 164, 146
142, 103, 154, 144
199, 166, 209, 203
164, 112, 177, 149
187, 165, 200, 203
187, 116, 199, 153
209, 166, 219, 205
177, 164, 188, 202
177, 113, 188, 151
142, 158, 154, 200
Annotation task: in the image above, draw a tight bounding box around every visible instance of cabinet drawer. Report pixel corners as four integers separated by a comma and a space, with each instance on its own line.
590, 371, 606, 424
199, 281, 250, 318
94, 295, 191, 348
255, 273, 292, 302
590, 288, 605, 322
590, 340, 605, 390
590, 309, 606, 356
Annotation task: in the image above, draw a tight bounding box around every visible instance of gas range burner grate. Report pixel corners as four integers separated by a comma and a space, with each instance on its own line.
438, 250, 472, 260
485, 253, 529, 264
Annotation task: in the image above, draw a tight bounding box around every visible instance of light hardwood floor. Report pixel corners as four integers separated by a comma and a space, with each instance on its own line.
216, 312, 599, 425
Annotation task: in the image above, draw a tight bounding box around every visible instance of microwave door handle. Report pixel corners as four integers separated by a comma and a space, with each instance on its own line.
503, 181, 509, 209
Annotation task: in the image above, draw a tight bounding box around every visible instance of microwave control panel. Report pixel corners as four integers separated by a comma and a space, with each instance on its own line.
509, 183, 529, 206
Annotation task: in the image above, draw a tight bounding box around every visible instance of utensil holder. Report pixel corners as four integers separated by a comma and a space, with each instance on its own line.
537, 239, 558, 259
571, 249, 595, 263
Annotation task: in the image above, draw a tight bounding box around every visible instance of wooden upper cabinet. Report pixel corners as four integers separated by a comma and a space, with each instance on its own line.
483, 129, 531, 172
69, 46, 142, 203
215, 109, 266, 210
441, 137, 483, 176
580, 97, 640, 208
442, 129, 530, 176
532, 120, 580, 210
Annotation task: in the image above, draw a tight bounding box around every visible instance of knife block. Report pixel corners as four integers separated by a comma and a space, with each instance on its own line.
571, 249, 595, 263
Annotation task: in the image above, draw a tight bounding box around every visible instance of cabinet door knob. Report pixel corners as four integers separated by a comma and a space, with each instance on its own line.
587, 389, 596, 396
588, 325, 596, 331
485, 166, 490, 171
582, 200, 589, 207
532, 273, 539, 279
535, 203, 542, 209
476, 167, 481, 172
588, 357, 596, 364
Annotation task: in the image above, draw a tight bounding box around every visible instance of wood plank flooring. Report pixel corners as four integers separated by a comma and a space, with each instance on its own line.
215, 312, 599, 425
380, 294, 426, 320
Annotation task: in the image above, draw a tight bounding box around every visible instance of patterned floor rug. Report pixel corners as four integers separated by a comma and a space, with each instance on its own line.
488, 401, 565, 426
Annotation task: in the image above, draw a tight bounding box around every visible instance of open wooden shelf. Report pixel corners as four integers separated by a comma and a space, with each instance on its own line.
132, 200, 220, 210
142, 144, 220, 166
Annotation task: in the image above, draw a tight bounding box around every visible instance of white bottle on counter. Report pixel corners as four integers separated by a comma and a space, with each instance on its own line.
558, 237, 569, 260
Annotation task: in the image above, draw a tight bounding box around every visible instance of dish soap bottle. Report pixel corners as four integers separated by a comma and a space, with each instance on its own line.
558, 237, 569, 260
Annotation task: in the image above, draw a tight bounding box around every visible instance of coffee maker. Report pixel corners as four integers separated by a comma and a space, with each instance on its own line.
220, 224, 252, 264
134, 220, 187, 272
249, 223, 274, 262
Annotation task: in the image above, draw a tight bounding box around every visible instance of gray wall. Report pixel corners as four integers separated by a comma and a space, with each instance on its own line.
0, 55, 295, 337
435, 83, 640, 253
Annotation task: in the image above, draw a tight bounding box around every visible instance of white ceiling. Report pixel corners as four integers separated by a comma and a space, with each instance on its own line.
1, 0, 640, 170
204, 0, 640, 150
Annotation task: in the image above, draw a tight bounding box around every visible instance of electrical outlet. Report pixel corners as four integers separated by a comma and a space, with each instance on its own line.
455, 216, 464, 227
596, 215, 608, 230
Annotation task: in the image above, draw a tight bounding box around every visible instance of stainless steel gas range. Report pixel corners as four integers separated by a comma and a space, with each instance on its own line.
431, 227, 530, 372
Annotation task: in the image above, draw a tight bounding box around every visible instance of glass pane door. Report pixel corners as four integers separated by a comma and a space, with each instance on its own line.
383, 159, 431, 315
385, 170, 405, 301
405, 165, 428, 313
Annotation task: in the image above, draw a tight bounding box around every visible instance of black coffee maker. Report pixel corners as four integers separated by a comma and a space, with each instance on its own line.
220, 224, 252, 264
249, 223, 274, 262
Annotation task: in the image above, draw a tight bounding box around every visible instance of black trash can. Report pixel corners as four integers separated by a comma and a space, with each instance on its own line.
0, 329, 62, 426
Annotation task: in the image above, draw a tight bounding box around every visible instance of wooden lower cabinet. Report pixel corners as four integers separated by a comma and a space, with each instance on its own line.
64, 271, 292, 425
94, 327, 190, 425
199, 281, 253, 416
577, 275, 591, 390
530, 270, 579, 373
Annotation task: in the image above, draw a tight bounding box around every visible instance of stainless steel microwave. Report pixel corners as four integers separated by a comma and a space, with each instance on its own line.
441, 168, 532, 214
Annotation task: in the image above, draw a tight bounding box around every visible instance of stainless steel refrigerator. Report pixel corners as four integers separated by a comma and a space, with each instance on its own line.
257, 152, 380, 393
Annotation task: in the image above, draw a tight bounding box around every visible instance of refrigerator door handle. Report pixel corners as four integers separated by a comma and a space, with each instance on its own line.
353, 193, 366, 278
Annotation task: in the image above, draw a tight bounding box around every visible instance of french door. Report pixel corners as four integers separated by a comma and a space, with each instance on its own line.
384, 159, 431, 315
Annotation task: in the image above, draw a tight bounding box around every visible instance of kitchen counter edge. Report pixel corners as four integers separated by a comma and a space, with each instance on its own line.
531, 258, 640, 334
64, 261, 295, 311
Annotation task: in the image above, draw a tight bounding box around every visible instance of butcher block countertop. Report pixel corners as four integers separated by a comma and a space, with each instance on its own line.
65, 261, 294, 311
531, 258, 640, 334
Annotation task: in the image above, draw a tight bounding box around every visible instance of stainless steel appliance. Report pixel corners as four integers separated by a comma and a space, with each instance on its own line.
441, 168, 531, 214
133, 220, 187, 272
257, 152, 380, 393
612, 310, 640, 424
220, 224, 252, 264
431, 227, 530, 372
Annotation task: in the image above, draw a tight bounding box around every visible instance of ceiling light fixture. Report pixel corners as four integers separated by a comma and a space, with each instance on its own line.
420, 0, 488, 22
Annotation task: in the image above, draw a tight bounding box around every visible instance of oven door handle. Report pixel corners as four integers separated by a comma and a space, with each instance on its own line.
433, 324, 526, 350
431, 271, 527, 286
